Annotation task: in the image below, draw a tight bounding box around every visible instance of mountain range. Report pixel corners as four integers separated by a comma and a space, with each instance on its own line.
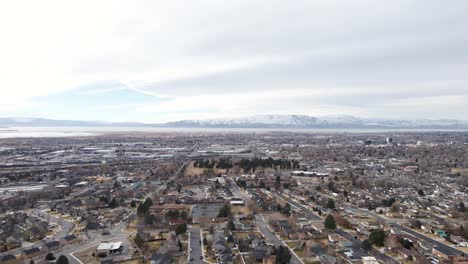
1, 115, 468, 129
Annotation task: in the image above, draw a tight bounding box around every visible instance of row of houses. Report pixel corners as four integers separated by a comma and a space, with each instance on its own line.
0, 234, 78, 264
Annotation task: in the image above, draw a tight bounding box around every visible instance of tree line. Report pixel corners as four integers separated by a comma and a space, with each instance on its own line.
194, 157, 300, 172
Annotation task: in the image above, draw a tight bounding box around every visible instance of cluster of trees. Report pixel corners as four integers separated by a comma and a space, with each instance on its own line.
44, 253, 69, 264
99, 196, 120, 208
236, 176, 276, 190
238, 158, 300, 172
137, 198, 154, 226
193, 158, 233, 169
277, 203, 291, 216
194, 157, 300, 172
165, 209, 188, 220
137, 198, 153, 215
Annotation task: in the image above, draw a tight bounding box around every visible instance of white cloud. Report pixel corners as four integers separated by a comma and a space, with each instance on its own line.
0, 0, 467, 121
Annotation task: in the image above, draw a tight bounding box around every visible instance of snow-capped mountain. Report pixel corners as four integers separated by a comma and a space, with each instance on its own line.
181, 115, 319, 126
165, 115, 468, 129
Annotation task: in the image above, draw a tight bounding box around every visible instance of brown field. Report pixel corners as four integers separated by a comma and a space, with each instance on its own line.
184, 161, 228, 176
233, 231, 262, 239
231, 205, 252, 215
119, 260, 144, 264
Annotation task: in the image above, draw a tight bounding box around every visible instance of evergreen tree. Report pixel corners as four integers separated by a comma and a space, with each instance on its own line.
275, 175, 281, 189
324, 214, 337, 230
180, 210, 188, 220
282, 203, 291, 216
175, 223, 187, 235
217, 205, 231, 218
276, 245, 292, 264
259, 180, 266, 188
459, 202, 465, 212
382, 197, 396, 207
56, 255, 69, 264
228, 220, 236, 231
361, 239, 372, 251
326, 198, 335, 209
178, 239, 182, 251
144, 197, 153, 208
45, 253, 55, 261
134, 232, 143, 247
137, 198, 153, 216
144, 211, 154, 226
369, 229, 386, 246
109, 198, 118, 208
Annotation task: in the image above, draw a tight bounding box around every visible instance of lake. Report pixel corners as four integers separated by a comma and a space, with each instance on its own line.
0, 126, 467, 138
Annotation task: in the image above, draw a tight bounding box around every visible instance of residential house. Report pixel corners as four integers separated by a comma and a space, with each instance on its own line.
150, 253, 171, 264
159, 232, 180, 256
0, 254, 21, 264
318, 254, 337, 264
43, 240, 61, 252
22, 247, 41, 259
60, 234, 78, 246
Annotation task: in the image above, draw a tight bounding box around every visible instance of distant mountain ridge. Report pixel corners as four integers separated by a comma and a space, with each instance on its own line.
1, 115, 468, 129
165, 115, 468, 129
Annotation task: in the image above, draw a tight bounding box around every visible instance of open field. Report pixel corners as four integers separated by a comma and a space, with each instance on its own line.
184, 161, 228, 176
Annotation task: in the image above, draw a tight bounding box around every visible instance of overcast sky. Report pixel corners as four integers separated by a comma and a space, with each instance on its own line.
1, 0, 467, 123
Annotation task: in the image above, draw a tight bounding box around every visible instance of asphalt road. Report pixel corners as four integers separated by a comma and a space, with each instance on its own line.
396, 224, 463, 256
275, 192, 321, 220
255, 215, 303, 264
275, 192, 400, 264
362, 209, 464, 257
188, 226, 205, 264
